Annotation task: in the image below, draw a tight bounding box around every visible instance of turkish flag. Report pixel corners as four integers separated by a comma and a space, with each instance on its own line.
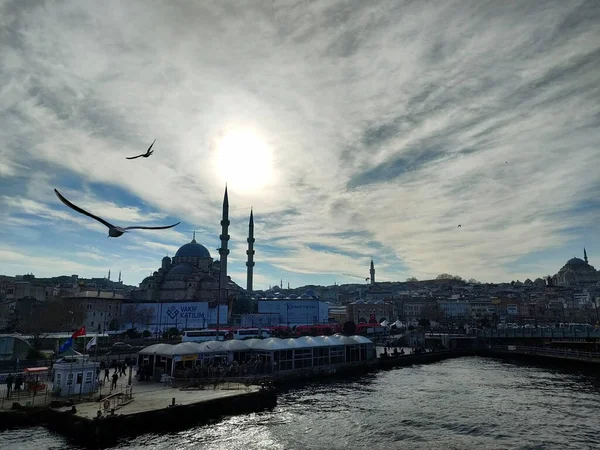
72, 326, 86, 339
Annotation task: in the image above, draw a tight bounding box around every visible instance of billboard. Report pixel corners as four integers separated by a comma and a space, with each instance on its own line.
131, 302, 228, 332
257, 300, 329, 326
240, 313, 280, 327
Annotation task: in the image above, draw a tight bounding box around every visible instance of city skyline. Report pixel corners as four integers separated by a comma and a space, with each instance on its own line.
1, 1, 599, 289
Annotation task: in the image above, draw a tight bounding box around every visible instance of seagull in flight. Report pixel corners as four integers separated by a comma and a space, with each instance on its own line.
458, 224, 462, 228
54, 189, 180, 237
126, 139, 156, 160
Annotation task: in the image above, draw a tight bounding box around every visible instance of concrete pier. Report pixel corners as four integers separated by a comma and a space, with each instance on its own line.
0, 381, 277, 448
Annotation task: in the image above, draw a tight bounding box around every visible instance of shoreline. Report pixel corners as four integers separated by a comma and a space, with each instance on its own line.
2, 348, 598, 447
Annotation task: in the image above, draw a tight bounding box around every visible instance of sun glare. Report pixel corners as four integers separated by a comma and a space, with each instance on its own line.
215, 128, 274, 192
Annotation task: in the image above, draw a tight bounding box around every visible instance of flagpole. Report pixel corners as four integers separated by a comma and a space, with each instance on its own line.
79, 331, 86, 400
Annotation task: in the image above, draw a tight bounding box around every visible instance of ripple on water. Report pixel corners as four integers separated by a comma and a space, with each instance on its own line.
2, 358, 600, 450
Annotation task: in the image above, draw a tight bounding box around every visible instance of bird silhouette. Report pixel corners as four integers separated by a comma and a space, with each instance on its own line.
126, 139, 156, 160
54, 189, 180, 237
458, 224, 462, 228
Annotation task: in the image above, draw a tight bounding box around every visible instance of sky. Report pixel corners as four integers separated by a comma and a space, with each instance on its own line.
1, 0, 599, 290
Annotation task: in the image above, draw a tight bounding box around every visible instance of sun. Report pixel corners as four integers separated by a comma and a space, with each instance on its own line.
215, 128, 274, 192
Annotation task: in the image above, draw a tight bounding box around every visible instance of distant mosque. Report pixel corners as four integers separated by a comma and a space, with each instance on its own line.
552, 248, 600, 287
130, 187, 258, 313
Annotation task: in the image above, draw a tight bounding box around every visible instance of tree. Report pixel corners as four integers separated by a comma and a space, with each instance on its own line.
18, 298, 84, 349
406, 277, 418, 282
436, 274, 463, 281
138, 307, 154, 329
121, 305, 139, 329
436, 273, 454, 280
343, 321, 357, 335
467, 278, 481, 284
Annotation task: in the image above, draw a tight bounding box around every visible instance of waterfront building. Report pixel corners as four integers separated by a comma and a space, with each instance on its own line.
256, 290, 329, 326
346, 299, 396, 324
438, 300, 470, 319
52, 356, 100, 397
62, 290, 124, 333
137, 334, 376, 378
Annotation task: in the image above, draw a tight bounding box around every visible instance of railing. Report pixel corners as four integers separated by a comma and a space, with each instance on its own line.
477, 328, 600, 339
98, 385, 133, 415
488, 345, 600, 362
177, 375, 274, 391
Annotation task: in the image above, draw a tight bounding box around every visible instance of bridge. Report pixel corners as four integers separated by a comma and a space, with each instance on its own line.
484, 345, 600, 364
476, 328, 600, 340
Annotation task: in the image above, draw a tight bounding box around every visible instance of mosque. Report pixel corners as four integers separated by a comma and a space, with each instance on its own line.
551, 248, 600, 287
129, 187, 256, 324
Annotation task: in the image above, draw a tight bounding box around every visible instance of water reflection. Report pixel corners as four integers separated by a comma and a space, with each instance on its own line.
2, 357, 600, 450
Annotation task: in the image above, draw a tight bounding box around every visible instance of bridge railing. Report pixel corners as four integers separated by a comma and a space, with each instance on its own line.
488, 345, 600, 361
477, 328, 600, 339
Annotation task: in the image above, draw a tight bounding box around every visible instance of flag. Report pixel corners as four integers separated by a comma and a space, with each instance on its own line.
72, 326, 86, 338
59, 337, 73, 353
86, 335, 97, 350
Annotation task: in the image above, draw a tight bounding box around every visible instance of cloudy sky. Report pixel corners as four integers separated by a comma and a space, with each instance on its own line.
1, 0, 599, 290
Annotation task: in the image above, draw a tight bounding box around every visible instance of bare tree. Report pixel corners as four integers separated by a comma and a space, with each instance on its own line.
406, 277, 418, 282
436, 273, 464, 282
19, 298, 84, 349
138, 307, 154, 330
121, 304, 139, 329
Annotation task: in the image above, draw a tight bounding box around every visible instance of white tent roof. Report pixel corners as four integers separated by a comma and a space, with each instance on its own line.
331, 334, 358, 345
252, 337, 289, 351
322, 336, 349, 346
241, 338, 264, 349
169, 342, 204, 356
350, 335, 374, 345
138, 343, 174, 355
221, 340, 251, 352
297, 336, 329, 347
197, 341, 228, 354
283, 338, 313, 348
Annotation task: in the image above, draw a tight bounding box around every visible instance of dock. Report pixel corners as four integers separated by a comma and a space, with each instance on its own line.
65, 379, 261, 420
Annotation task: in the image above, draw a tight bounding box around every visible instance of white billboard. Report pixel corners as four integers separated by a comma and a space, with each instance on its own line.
257, 300, 329, 326
131, 302, 228, 331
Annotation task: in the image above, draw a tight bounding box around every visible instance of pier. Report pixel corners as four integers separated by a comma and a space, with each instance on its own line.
480, 345, 600, 366
1, 378, 276, 448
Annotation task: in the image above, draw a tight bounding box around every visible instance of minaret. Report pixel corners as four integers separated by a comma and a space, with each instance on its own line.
108, 269, 111, 281
280, 279, 283, 289
246, 209, 255, 292
118, 271, 121, 283
370, 259, 375, 285
584, 247, 588, 264
217, 186, 230, 330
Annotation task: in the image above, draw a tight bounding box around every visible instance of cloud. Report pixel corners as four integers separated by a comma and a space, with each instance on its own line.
1, 0, 599, 289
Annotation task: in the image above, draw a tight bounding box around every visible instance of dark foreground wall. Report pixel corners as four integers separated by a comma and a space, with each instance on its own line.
0, 388, 277, 449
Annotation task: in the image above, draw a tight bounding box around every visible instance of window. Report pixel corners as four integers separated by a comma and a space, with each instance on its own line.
76, 373, 83, 384
67, 373, 74, 386
56, 372, 62, 386
293, 349, 312, 369
85, 371, 93, 384
91, 321, 94, 326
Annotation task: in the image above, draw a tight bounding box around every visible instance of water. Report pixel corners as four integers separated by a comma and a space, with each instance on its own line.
3, 357, 600, 450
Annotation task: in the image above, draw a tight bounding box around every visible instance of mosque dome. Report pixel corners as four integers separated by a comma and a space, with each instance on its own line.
175, 237, 211, 259
566, 258, 586, 267
169, 263, 194, 275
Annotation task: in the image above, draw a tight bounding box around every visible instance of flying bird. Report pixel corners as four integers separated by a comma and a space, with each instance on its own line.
126, 139, 156, 160
54, 189, 180, 237
458, 224, 462, 228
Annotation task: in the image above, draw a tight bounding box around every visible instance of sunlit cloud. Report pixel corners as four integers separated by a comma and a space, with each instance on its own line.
0, 0, 599, 288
